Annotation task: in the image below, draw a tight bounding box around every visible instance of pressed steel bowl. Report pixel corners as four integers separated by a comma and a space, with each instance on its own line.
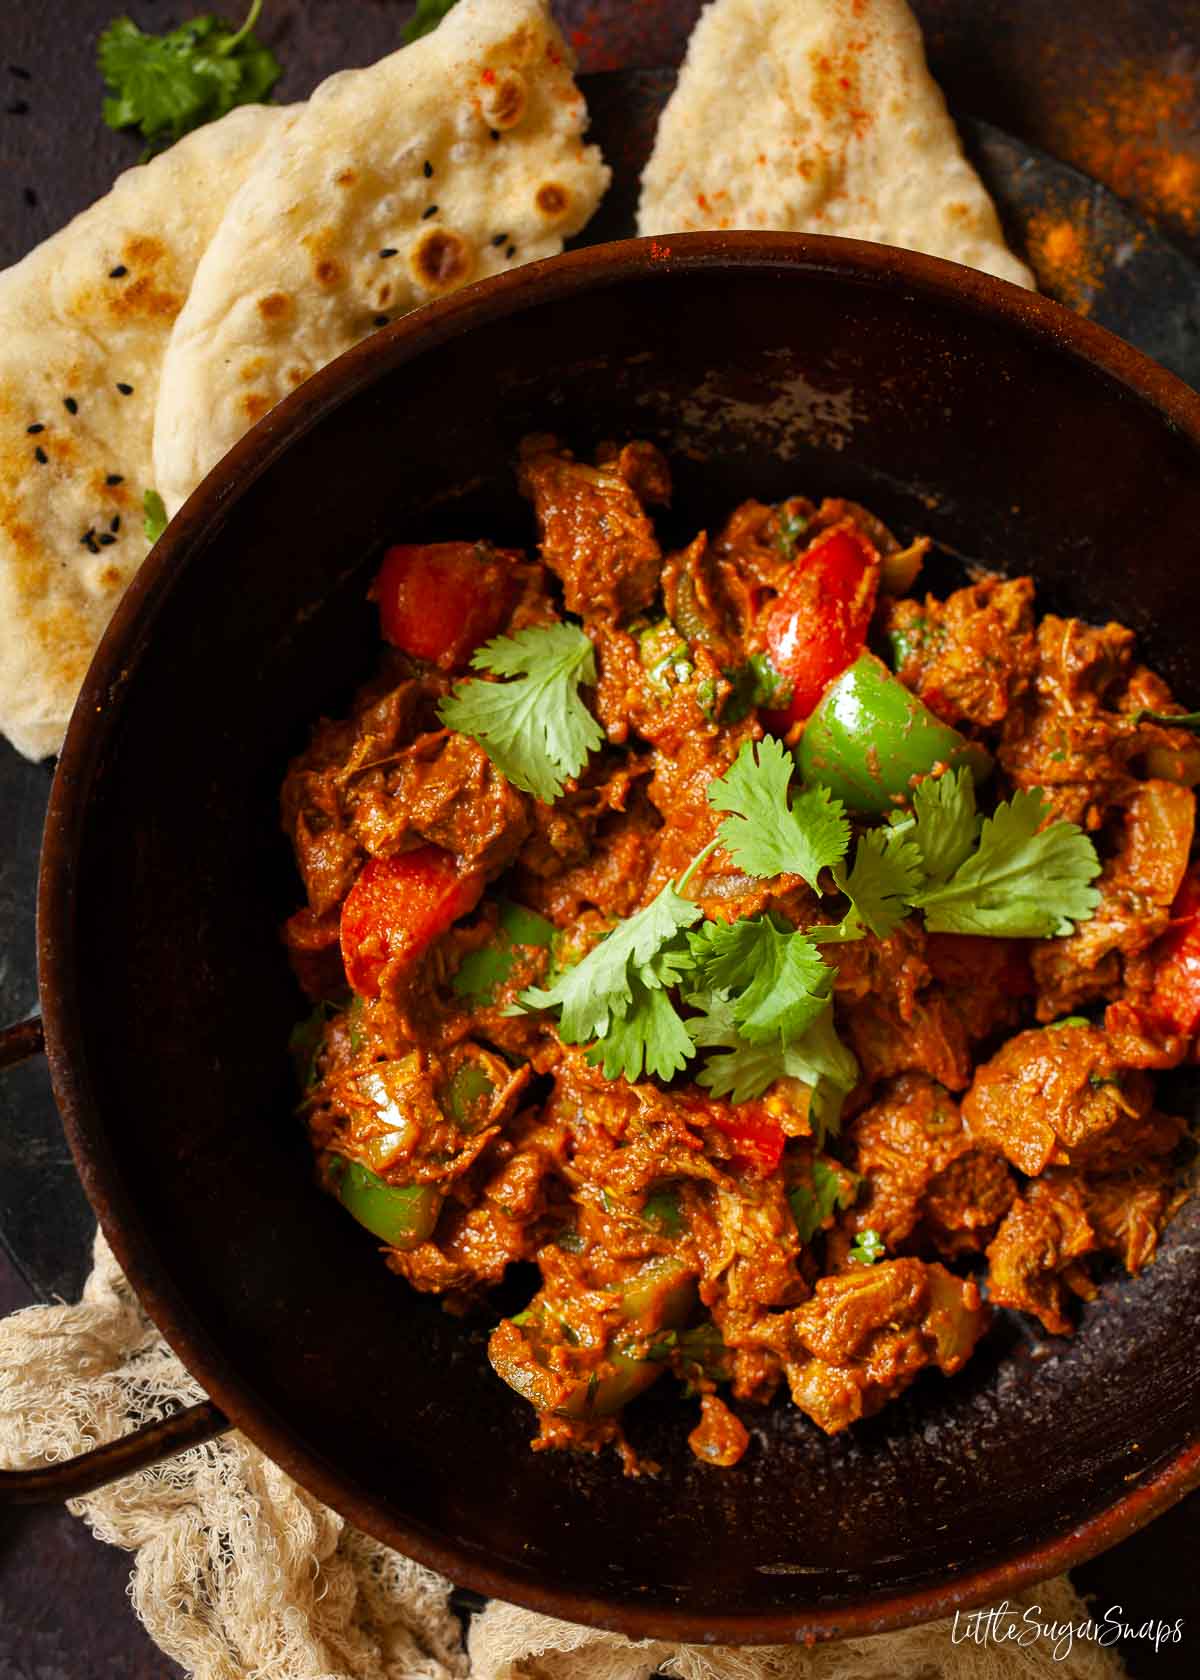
34, 235, 1200, 1643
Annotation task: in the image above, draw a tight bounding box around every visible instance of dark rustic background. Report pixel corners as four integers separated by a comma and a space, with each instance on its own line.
1, 1, 1199, 1674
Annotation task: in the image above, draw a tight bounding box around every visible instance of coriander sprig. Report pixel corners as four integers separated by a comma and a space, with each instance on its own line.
438, 622, 605, 803
99, 2, 281, 148
509, 729, 1100, 1103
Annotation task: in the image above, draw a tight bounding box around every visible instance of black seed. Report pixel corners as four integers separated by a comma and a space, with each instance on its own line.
8, 66, 31, 80
506, 245, 516, 259
105, 473, 123, 486
63, 396, 78, 414
421, 204, 439, 220
491, 233, 508, 247
489, 129, 500, 141
6, 99, 29, 115
109, 264, 128, 278
26, 422, 44, 434
373, 314, 389, 327
98, 533, 117, 546
110, 516, 121, 532
80, 529, 96, 546
378, 247, 398, 259
23, 186, 36, 207
116, 382, 133, 394
423, 159, 433, 178
34, 446, 47, 463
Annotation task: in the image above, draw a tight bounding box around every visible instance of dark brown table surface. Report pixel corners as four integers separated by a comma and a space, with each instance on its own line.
2, 2, 1199, 1675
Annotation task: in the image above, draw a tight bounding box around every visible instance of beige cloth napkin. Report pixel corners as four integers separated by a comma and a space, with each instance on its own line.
0, 1231, 1125, 1680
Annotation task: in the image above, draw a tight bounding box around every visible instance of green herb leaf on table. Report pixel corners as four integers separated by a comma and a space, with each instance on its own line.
789, 1157, 860, 1243
439, 622, 605, 803
687, 912, 832, 1044
99, 2, 281, 148
709, 736, 850, 890
908, 785, 1101, 937
403, 0, 460, 45
143, 488, 168, 542
849, 1228, 885, 1266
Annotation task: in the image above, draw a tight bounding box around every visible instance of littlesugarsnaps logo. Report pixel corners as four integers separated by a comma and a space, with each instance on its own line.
950, 1602, 1184, 1661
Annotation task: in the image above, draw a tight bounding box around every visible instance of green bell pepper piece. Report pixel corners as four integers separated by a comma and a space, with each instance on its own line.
797, 652, 991, 814
450, 899, 555, 1006
328, 1157, 441, 1250
638, 620, 695, 695
491, 1256, 697, 1420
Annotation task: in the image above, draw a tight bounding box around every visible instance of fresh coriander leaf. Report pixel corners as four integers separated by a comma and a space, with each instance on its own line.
905, 767, 981, 888
690, 997, 858, 1139
822, 825, 925, 942
439, 622, 605, 803
788, 1157, 860, 1243
451, 899, 555, 1007
403, 0, 459, 44
586, 971, 695, 1083
709, 735, 850, 889
688, 912, 832, 1044
849, 1228, 885, 1266
99, 2, 280, 148
518, 877, 703, 1049
910, 787, 1101, 937
143, 488, 167, 542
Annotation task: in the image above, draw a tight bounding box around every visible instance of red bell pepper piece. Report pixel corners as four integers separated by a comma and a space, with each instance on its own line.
1149, 867, 1200, 1036
372, 542, 518, 670
340, 846, 483, 997
692, 1097, 786, 1175
760, 520, 881, 730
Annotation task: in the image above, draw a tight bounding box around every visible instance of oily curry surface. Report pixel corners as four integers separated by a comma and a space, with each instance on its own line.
281, 436, 1197, 1473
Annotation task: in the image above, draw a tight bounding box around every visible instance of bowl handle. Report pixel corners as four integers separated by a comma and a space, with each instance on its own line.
0, 1014, 233, 1503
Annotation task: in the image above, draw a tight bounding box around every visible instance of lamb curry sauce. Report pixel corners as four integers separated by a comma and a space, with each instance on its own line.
281, 436, 1196, 1472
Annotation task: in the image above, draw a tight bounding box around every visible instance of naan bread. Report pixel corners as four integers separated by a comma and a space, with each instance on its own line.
0, 103, 288, 761
153, 0, 610, 516
637, 0, 1034, 288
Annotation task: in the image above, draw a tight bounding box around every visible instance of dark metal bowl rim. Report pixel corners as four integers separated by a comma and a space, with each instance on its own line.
37, 232, 1200, 1645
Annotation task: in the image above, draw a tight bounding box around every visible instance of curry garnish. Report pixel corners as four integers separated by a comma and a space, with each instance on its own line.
280, 435, 1195, 1471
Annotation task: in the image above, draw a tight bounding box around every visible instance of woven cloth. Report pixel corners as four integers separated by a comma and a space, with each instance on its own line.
0, 1230, 1125, 1680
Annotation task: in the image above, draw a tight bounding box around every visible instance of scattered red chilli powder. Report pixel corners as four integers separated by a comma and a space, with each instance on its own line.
1024, 205, 1106, 315
1045, 54, 1200, 236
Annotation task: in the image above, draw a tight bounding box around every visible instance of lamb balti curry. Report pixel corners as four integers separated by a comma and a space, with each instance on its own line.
282, 436, 1196, 1472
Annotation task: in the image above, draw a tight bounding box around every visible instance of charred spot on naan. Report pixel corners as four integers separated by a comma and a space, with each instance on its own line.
409, 227, 476, 295
534, 182, 570, 221
480, 67, 528, 130
240, 392, 274, 424
257, 292, 294, 325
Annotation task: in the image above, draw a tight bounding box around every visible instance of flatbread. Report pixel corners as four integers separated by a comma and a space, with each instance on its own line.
153, 0, 610, 517
0, 103, 288, 761
637, 0, 1034, 288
